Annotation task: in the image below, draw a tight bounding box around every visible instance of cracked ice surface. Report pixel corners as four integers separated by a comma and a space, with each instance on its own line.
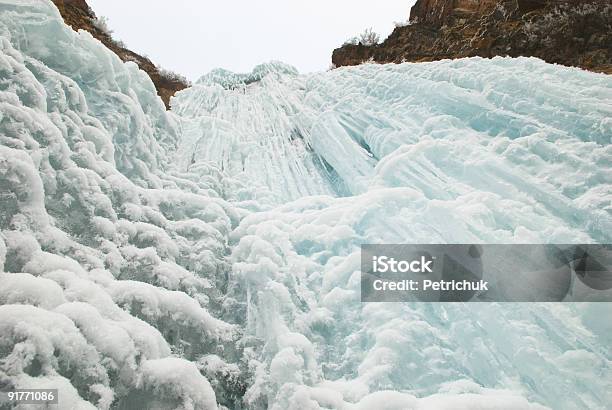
0, 1, 611, 409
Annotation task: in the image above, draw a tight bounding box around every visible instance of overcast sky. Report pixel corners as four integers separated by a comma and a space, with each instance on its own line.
86, 0, 416, 81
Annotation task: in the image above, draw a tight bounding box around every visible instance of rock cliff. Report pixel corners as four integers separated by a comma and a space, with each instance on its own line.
332, 0, 612, 74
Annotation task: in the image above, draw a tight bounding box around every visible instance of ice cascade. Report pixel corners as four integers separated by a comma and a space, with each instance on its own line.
0, 1, 611, 409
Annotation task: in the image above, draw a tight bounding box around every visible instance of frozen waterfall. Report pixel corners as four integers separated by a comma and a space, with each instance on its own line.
0, 1, 611, 409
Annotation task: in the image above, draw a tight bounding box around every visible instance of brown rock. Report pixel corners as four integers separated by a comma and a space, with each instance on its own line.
516, 0, 547, 14
410, 0, 500, 26
333, 0, 612, 75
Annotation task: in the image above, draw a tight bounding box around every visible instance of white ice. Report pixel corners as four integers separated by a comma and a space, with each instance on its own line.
0, 1, 611, 409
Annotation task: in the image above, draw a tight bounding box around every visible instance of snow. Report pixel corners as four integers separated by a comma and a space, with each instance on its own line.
139, 357, 218, 410
0, 0, 611, 409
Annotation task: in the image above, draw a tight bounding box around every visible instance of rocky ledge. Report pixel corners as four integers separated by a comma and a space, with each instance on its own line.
51, 0, 189, 108
332, 0, 612, 74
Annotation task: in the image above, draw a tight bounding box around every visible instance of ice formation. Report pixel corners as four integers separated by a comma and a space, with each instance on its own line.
0, 1, 611, 409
